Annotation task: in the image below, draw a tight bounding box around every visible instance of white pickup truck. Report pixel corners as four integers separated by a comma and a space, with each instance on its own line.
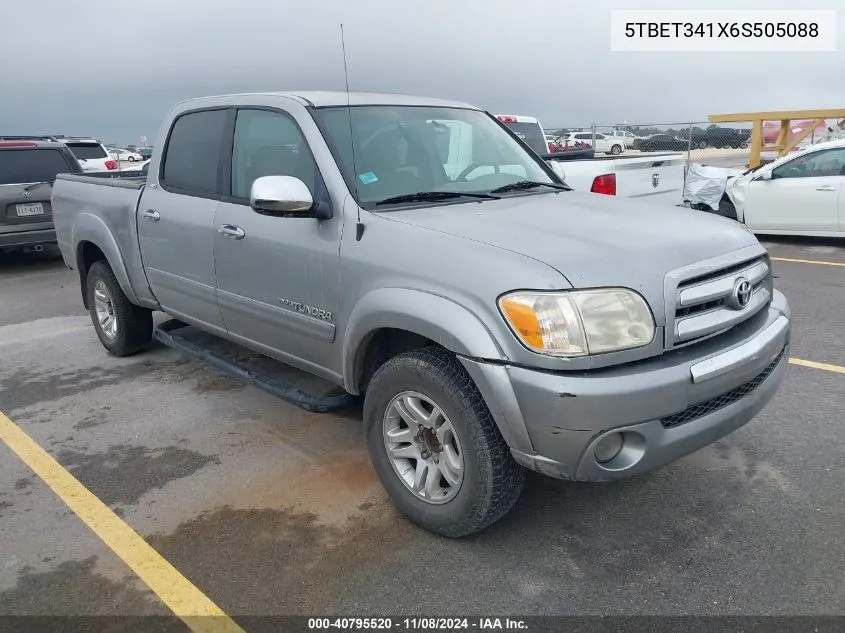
497, 114, 685, 207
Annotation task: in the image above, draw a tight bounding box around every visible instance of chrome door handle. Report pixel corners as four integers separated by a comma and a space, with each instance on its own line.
218, 224, 245, 240
142, 209, 160, 221
816, 185, 837, 191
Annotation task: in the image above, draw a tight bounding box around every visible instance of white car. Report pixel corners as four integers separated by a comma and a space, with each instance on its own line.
608, 129, 639, 149
109, 148, 143, 162
560, 132, 625, 156
727, 138, 845, 236
60, 138, 119, 173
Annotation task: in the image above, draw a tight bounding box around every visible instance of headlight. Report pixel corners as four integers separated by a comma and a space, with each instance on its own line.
498, 289, 655, 357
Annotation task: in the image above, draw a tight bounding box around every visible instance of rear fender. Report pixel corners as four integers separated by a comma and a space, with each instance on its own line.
74, 212, 139, 305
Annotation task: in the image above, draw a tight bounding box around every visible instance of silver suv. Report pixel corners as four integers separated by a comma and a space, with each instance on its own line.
0, 137, 82, 254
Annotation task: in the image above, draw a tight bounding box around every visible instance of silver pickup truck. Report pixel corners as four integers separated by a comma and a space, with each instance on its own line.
53, 91, 791, 537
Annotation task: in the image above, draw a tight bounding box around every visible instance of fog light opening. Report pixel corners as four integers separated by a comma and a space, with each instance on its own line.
594, 432, 624, 463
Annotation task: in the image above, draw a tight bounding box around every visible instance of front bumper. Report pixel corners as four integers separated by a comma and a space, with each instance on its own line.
0, 228, 57, 249
460, 290, 790, 482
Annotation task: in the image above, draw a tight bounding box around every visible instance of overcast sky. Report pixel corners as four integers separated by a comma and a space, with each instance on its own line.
1, 0, 842, 143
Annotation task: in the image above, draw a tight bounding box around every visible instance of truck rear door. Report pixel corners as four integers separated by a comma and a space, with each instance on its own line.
138, 108, 229, 332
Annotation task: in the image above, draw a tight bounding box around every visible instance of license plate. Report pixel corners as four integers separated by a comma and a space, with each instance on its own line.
16, 202, 45, 217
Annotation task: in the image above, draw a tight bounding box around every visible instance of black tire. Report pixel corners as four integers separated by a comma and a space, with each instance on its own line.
86, 260, 152, 356
610, 144, 622, 155
702, 195, 738, 220
128, 156, 136, 162
698, 140, 707, 150
363, 347, 525, 538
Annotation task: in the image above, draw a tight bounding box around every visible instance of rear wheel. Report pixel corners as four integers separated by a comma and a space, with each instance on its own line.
363, 347, 525, 537
610, 144, 622, 155
86, 261, 152, 356
698, 140, 708, 150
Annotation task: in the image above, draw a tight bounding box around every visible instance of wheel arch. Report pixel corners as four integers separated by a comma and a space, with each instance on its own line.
74, 215, 138, 309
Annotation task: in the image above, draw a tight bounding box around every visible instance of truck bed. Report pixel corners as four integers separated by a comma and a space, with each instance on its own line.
548, 152, 686, 206
52, 174, 149, 300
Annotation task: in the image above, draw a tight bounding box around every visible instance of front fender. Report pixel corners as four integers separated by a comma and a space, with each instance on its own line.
74, 212, 139, 305
342, 288, 507, 394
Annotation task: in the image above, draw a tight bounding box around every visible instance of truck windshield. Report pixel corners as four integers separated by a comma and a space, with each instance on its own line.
311, 106, 556, 208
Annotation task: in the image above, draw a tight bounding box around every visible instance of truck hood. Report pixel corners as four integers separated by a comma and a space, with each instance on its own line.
383, 191, 760, 314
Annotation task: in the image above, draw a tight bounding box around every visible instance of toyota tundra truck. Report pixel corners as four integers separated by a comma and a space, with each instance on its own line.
52, 92, 791, 537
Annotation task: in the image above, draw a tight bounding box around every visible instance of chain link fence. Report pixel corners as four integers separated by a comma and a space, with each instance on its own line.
544, 119, 845, 169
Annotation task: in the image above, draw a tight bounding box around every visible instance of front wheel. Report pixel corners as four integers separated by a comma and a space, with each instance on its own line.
86, 260, 153, 356
363, 347, 525, 537
127, 156, 136, 162
610, 144, 622, 155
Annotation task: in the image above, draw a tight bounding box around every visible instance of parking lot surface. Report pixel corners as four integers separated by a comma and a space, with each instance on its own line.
1, 239, 843, 626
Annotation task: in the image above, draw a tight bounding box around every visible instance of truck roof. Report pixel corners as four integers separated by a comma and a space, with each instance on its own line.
174, 91, 481, 110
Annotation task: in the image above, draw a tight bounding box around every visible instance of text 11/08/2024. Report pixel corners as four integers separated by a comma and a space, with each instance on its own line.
307, 617, 528, 631
610, 9, 836, 52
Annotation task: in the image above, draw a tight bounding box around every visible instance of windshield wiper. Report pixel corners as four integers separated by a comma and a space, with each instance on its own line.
24, 179, 54, 192
375, 191, 500, 206
490, 180, 570, 194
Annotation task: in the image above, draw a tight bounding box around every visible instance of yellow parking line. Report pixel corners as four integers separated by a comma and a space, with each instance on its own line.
0, 411, 244, 633
771, 257, 845, 267
789, 358, 845, 374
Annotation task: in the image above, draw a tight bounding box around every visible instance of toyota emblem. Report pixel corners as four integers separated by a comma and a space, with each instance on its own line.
22, 190, 32, 198
729, 277, 753, 310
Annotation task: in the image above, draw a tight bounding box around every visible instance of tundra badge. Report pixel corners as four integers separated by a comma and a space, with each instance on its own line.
278, 297, 332, 321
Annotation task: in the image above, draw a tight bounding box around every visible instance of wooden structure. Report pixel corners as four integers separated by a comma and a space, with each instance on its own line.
709, 109, 845, 168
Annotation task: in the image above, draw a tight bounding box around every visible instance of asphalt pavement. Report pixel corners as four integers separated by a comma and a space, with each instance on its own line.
0, 238, 843, 629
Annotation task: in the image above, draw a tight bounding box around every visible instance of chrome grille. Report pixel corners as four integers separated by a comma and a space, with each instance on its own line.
670, 255, 771, 347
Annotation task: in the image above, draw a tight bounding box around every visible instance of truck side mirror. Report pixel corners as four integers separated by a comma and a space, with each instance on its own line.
250, 176, 314, 215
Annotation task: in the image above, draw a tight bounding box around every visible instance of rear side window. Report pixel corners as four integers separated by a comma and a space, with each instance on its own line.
0, 149, 74, 185
65, 143, 107, 160
162, 109, 228, 194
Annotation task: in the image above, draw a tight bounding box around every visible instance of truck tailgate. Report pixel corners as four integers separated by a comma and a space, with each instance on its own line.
614, 154, 686, 206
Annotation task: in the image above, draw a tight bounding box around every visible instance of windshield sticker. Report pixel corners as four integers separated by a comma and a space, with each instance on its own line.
358, 171, 378, 184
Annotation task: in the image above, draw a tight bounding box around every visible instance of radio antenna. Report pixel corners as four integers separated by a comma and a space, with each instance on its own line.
341, 24, 365, 241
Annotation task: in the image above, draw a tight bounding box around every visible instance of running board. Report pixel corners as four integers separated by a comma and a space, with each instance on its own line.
153, 319, 355, 413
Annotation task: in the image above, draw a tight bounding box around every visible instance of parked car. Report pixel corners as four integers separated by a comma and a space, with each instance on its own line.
0, 138, 82, 253
560, 132, 625, 155
636, 134, 689, 152
609, 129, 639, 149
52, 91, 790, 537
689, 127, 751, 150
59, 137, 119, 173
725, 138, 845, 236
498, 117, 684, 205
109, 148, 143, 162
137, 147, 154, 161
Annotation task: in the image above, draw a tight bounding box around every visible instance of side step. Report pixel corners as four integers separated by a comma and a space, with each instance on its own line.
153, 319, 356, 413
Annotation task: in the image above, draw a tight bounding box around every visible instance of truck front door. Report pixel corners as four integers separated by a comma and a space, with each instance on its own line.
213, 105, 342, 378
139, 108, 229, 332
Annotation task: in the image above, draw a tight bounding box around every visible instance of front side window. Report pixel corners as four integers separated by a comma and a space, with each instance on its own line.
312, 106, 555, 207
162, 109, 228, 194
772, 148, 845, 179
230, 109, 318, 199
